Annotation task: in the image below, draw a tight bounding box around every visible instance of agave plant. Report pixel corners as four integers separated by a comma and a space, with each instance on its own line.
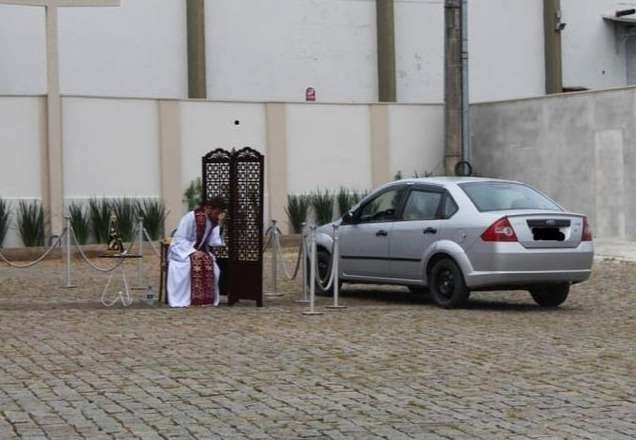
112, 198, 137, 243
183, 177, 203, 211
137, 198, 167, 241
285, 194, 310, 234
0, 198, 11, 248
68, 202, 90, 245
89, 198, 112, 244
17, 200, 45, 247
336, 188, 357, 218
310, 190, 334, 226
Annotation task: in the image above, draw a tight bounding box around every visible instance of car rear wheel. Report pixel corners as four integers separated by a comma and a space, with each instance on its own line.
530, 284, 570, 307
429, 258, 470, 308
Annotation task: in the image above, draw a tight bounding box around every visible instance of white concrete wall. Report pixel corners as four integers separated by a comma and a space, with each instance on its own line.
562, 0, 636, 90
0, 1, 187, 98
0, 5, 46, 95
62, 97, 161, 199
388, 105, 444, 178
286, 104, 372, 194
0, 97, 45, 247
1, 0, 549, 103
205, 0, 377, 102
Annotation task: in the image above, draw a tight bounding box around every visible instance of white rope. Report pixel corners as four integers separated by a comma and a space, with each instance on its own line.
142, 228, 162, 258
275, 232, 303, 281
71, 225, 137, 273
313, 236, 337, 291
0, 229, 66, 269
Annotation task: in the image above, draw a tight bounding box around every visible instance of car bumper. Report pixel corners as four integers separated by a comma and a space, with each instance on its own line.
464, 242, 594, 289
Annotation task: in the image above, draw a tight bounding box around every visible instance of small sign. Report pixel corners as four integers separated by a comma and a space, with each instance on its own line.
305, 87, 316, 102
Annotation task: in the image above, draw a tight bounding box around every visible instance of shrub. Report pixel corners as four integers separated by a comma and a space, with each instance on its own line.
0, 198, 10, 248
285, 194, 310, 234
17, 200, 45, 247
89, 198, 112, 244
310, 190, 334, 226
112, 198, 137, 243
336, 188, 357, 217
137, 199, 167, 241
183, 177, 203, 211
68, 202, 90, 245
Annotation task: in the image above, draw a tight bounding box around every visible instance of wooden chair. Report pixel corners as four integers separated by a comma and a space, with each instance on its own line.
159, 239, 171, 304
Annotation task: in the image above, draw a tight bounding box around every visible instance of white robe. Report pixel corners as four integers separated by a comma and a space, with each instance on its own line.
167, 211, 224, 308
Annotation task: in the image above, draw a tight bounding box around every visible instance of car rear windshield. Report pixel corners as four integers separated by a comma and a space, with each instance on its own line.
459, 182, 561, 212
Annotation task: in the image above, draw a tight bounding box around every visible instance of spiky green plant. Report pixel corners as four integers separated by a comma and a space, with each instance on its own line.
310, 190, 334, 226
68, 202, 90, 245
137, 199, 167, 241
183, 177, 203, 211
0, 198, 11, 248
336, 188, 357, 218
285, 194, 310, 234
17, 200, 45, 247
89, 198, 112, 244
112, 198, 137, 243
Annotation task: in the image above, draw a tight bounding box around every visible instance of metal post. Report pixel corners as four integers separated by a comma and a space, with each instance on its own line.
296, 223, 310, 303
303, 226, 323, 316
266, 220, 284, 297
133, 217, 145, 290
327, 224, 346, 310
62, 215, 76, 288
461, 0, 471, 165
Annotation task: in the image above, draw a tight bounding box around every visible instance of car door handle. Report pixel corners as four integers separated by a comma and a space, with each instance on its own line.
376, 230, 388, 237
423, 227, 438, 235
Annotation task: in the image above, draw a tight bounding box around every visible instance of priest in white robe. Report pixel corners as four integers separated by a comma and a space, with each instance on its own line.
167, 198, 226, 308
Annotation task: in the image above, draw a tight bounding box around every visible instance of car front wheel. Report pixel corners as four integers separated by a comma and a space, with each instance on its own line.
429, 258, 470, 308
530, 284, 570, 307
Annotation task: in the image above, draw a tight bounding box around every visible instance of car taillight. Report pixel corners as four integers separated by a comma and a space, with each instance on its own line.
481, 217, 518, 242
582, 217, 593, 241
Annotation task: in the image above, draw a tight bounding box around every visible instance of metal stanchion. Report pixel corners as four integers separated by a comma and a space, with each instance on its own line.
62, 216, 76, 289
326, 224, 346, 310
266, 220, 284, 297
296, 222, 310, 303
132, 217, 145, 290
303, 225, 323, 316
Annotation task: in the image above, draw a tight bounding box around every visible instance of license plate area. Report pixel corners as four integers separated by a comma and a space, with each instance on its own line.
527, 219, 570, 242
532, 227, 565, 241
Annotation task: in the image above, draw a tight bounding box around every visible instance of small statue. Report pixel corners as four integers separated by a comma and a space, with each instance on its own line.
107, 213, 124, 253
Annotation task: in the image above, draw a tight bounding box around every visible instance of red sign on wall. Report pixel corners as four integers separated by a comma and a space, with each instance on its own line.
305, 87, 316, 102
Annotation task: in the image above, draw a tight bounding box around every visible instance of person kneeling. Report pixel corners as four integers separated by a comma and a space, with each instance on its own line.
167, 198, 226, 308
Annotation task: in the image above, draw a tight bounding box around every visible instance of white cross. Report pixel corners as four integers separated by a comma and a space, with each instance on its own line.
0, 0, 120, 235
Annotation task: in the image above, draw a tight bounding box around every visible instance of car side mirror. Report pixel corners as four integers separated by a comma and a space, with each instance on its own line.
342, 211, 357, 225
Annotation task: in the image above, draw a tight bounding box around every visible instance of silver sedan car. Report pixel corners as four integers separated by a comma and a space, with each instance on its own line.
315, 177, 594, 308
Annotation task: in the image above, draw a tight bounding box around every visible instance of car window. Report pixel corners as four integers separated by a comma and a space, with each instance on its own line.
359, 189, 404, 223
402, 191, 442, 221
460, 182, 561, 212
443, 194, 459, 219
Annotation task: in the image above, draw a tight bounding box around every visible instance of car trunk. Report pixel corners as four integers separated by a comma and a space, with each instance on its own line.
506, 211, 585, 249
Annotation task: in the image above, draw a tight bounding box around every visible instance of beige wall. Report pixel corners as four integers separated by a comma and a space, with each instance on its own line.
0, 95, 445, 246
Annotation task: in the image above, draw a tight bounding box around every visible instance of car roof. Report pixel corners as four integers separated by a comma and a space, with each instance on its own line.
391, 176, 522, 187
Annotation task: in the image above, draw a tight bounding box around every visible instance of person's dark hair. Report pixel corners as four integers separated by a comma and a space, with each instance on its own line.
201, 197, 227, 210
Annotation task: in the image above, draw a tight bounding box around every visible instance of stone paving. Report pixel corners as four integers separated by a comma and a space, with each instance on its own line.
0, 252, 634, 439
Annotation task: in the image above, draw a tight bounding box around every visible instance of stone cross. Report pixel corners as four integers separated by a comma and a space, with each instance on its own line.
0, 0, 120, 235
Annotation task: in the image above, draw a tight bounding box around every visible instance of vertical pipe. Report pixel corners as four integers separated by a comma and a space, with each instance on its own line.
376, 0, 397, 102
303, 226, 323, 315
297, 223, 310, 303
63, 215, 73, 288
272, 220, 278, 295
187, 0, 207, 99
544, 0, 563, 94
444, 0, 462, 175
461, 0, 471, 165
137, 217, 144, 288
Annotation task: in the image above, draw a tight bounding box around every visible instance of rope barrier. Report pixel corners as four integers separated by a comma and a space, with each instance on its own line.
142, 228, 162, 258
0, 229, 66, 269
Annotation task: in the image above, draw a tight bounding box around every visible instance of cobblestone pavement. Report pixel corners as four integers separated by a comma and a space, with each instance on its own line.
0, 252, 634, 440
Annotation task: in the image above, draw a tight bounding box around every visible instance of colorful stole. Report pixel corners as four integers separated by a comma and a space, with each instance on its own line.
190, 208, 216, 306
